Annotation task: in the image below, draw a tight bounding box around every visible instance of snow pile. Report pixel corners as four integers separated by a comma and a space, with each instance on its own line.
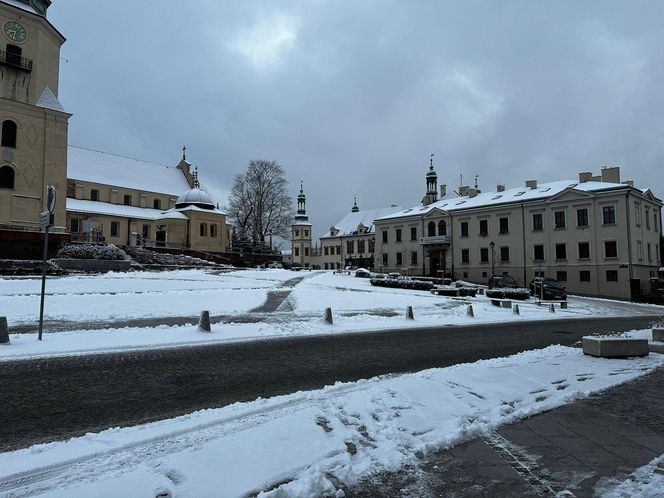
1, 346, 662, 497
123, 246, 216, 266
56, 243, 127, 260
598, 454, 664, 497
486, 287, 531, 300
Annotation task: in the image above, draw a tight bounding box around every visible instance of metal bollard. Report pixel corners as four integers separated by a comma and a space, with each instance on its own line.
513, 304, 520, 315
549, 303, 555, 313
325, 307, 333, 324
198, 310, 211, 332
406, 306, 414, 320
467, 304, 474, 317
0, 317, 9, 344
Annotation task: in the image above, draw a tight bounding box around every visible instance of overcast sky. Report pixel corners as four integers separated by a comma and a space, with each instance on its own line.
49, 1, 664, 241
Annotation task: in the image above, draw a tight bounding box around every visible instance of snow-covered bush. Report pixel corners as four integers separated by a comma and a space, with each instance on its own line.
370, 278, 434, 291
56, 243, 127, 260
123, 246, 216, 266
486, 287, 531, 300
455, 280, 478, 289
434, 285, 478, 297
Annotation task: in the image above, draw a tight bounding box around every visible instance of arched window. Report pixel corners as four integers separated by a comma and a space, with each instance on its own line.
200, 223, 208, 237
438, 220, 447, 236
1, 120, 17, 148
0, 165, 14, 189
427, 221, 436, 237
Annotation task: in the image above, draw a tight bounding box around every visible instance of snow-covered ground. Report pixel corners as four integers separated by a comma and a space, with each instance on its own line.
1, 269, 663, 360
1, 345, 662, 498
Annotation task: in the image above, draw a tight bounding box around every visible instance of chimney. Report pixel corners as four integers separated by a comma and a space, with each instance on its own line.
622, 180, 634, 187
497, 184, 505, 192
468, 188, 478, 198
578, 172, 592, 183
601, 166, 620, 184
440, 184, 447, 197
459, 186, 470, 197
525, 180, 538, 189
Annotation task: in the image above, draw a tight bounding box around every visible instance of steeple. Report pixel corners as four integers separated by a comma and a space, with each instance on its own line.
295, 181, 308, 221
423, 154, 438, 206
351, 196, 359, 213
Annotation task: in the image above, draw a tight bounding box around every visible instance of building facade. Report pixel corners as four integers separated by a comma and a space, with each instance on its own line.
375, 164, 662, 299
0, 0, 71, 257
319, 198, 402, 270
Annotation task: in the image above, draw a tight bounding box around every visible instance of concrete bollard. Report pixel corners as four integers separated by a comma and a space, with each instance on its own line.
653, 327, 664, 342
198, 310, 211, 332
467, 304, 474, 317
406, 306, 414, 320
513, 304, 520, 315
0, 317, 9, 344
325, 307, 333, 324
549, 303, 555, 313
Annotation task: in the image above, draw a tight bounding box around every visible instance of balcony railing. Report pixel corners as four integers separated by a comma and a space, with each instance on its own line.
0, 50, 33, 72
419, 235, 451, 245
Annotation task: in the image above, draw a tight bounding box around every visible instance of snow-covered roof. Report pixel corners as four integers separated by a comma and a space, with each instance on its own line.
36, 86, 66, 113
176, 187, 214, 207
67, 198, 188, 221
67, 146, 192, 196
173, 204, 227, 216
377, 180, 634, 222
321, 205, 403, 238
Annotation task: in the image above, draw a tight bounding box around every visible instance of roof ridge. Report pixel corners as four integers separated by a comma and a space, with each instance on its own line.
68, 144, 178, 170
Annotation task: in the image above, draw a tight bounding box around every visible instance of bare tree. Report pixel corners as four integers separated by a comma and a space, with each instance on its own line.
226, 159, 293, 249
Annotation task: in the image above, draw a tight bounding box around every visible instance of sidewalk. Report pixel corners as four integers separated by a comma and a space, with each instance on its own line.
348, 365, 664, 497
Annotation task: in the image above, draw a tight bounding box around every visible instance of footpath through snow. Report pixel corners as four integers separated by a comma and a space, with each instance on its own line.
1, 346, 662, 497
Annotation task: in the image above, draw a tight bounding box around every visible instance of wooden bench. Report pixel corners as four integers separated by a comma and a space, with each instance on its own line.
490, 298, 512, 309
536, 300, 568, 309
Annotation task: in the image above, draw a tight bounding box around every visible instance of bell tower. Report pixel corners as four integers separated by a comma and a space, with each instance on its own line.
0, 0, 71, 258
291, 182, 312, 267
422, 154, 438, 206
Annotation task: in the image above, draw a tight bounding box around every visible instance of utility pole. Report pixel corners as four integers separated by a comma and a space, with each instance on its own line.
38, 186, 56, 341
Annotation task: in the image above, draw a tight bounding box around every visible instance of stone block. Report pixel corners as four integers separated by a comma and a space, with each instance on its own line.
406, 306, 414, 320
0, 316, 8, 344
501, 300, 512, 309
582, 336, 648, 358
561, 301, 568, 309
467, 304, 474, 317
653, 327, 664, 342
649, 342, 664, 354
325, 307, 333, 324
198, 310, 211, 332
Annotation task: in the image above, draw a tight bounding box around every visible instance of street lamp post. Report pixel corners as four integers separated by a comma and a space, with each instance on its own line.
269, 229, 273, 254
490, 241, 495, 278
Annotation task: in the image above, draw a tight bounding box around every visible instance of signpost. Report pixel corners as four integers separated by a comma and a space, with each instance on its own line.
38, 186, 56, 341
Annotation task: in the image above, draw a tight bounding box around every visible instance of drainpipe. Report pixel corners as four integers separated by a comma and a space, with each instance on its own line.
625, 191, 634, 282
521, 203, 527, 287
126, 218, 132, 246
449, 213, 454, 278
421, 217, 425, 276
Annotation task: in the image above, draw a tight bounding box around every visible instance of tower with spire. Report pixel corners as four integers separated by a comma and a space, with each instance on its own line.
291, 182, 313, 267
422, 154, 439, 206
351, 197, 359, 213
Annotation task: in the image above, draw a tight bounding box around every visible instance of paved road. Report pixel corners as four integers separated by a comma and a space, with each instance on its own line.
1, 315, 661, 451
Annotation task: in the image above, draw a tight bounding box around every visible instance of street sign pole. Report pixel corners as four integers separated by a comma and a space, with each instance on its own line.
38, 186, 56, 341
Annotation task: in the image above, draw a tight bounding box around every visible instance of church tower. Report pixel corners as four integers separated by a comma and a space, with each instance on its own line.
422, 156, 438, 206
291, 182, 312, 267
0, 0, 71, 257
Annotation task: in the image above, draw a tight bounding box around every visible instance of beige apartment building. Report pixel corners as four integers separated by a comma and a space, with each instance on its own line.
0, 0, 70, 257
66, 146, 230, 254
318, 199, 402, 270
375, 164, 662, 299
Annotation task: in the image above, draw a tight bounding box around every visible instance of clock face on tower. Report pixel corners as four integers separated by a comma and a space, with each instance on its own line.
3, 21, 27, 43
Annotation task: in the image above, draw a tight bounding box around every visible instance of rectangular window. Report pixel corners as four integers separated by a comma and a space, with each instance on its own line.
500, 246, 510, 262
294, 247, 299, 256
396, 252, 402, 266
357, 240, 365, 253
410, 227, 417, 241
305, 247, 309, 256
142, 224, 150, 240
557, 271, 567, 282
210, 224, 217, 238
605, 240, 618, 258
336, 246, 341, 255
123, 195, 132, 206
576, 208, 589, 227
482, 271, 488, 278
647, 243, 652, 262
463, 272, 468, 279
110, 221, 119, 237
460, 221, 469, 237
646, 210, 651, 230
480, 247, 489, 263
578, 242, 590, 260
396, 229, 402, 242
655, 213, 658, 232
382, 253, 388, 265
533, 244, 544, 261
347, 240, 354, 254
479, 219, 488, 236
70, 218, 80, 233
580, 270, 591, 282
369, 239, 375, 253
411, 251, 417, 265
324, 263, 329, 270
637, 240, 643, 260
153, 199, 161, 209
554, 210, 566, 229
603, 206, 616, 225
635, 205, 642, 226
461, 249, 470, 263
305, 230, 309, 237
295, 229, 299, 237
382, 230, 388, 243
499, 217, 509, 234
91, 189, 99, 201
606, 270, 618, 282
555, 243, 567, 260
532, 213, 543, 231
324, 247, 329, 256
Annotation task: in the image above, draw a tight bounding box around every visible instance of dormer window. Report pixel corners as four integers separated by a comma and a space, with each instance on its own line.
1, 120, 17, 148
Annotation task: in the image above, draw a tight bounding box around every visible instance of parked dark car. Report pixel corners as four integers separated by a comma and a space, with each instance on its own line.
488, 275, 519, 289
529, 277, 567, 300
290, 264, 303, 271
